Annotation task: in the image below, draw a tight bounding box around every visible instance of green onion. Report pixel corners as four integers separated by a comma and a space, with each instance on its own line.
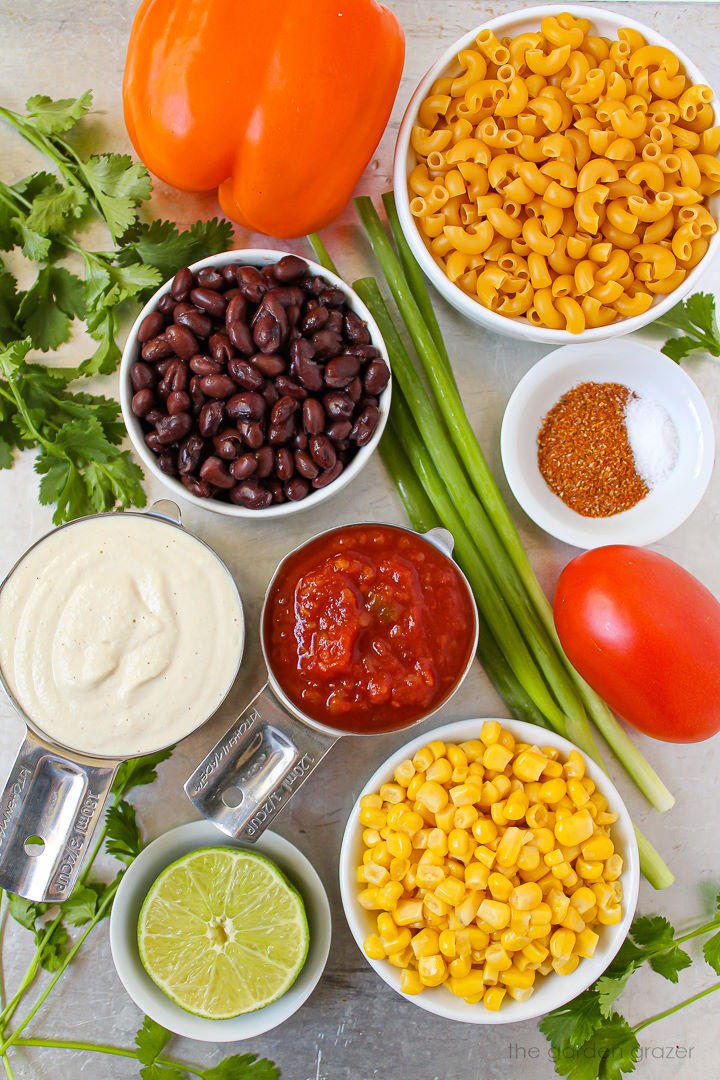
353, 194, 674, 817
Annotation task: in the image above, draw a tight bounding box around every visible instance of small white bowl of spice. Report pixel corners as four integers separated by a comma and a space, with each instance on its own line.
500, 342, 715, 549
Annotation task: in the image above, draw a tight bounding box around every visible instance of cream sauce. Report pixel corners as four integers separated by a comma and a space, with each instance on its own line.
0, 515, 244, 757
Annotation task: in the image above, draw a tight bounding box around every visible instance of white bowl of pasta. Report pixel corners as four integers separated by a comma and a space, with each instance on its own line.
393, 5, 720, 342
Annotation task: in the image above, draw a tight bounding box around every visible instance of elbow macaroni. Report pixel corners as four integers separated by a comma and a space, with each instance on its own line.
408, 13, 719, 332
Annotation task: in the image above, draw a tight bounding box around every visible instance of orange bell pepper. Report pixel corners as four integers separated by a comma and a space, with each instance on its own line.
123, 0, 404, 238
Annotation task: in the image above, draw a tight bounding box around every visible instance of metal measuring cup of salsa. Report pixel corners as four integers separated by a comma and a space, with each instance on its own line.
184, 522, 479, 840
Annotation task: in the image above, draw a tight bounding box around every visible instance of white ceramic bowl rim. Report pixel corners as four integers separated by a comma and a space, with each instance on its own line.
393, 4, 720, 344
500, 341, 716, 549
339, 716, 640, 1025
120, 248, 392, 519
109, 821, 331, 1041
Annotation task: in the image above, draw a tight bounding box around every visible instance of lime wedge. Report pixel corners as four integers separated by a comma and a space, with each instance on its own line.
137, 847, 309, 1019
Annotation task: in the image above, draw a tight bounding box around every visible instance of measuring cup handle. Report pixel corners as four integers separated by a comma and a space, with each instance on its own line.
0, 730, 118, 903
184, 685, 336, 842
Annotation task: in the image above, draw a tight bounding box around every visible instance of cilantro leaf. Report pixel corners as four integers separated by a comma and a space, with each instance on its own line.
135, 1016, 172, 1067
81, 154, 152, 238
552, 1015, 639, 1080
596, 971, 633, 1018
8, 894, 43, 932
17, 266, 85, 350
703, 930, 720, 975
25, 91, 93, 135
80, 309, 121, 376
60, 885, 99, 927
627, 915, 691, 983
123, 218, 234, 280
105, 799, 143, 866
202, 1054, 279, 1080
141, 1066, 185, 1080
0, 262, 22, 339
685, 291, 719, 340
38, 922, 69, 972
13, 218, 52, 262
112, 748, 173, 797
7, 894, 68, 971
540, 989, 604, 1055
24, 181, 88, 238
657, 291, 720, 362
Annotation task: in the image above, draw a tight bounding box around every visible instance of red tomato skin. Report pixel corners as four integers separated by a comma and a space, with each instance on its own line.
553, 545, 720, 743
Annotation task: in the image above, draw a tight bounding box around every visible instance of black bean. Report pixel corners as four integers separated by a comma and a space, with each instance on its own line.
267, 478, 286, 504
138, 311, 165, 343
271, 395, 298, 426
309, 434, 336, 470
225, 294, 248, 330
263, 382, 279, 408
145, 431, 164, 453
222, 265, 238, 285
144, 408, 165, 427
285, 477, 310, 501
275, 447, 294, 480
327, 419, 352, 442
165, 323, 198, 360
131, 361, 155, 391
325, 354, 360, 389
250, 352, 285, 378
228, 358, 264, 390
131, 388, 154, 417
252, 292, 288, 353
323, 391, 354, 419
196, 267, 225, 290
198, 400, 226, 438
178, 433, 205, 475
174, 302, 212, 338
346, 376, 363, 404
171, 267, 193, 300
274, 376, 307, 401
273, 255, 307, 283
302, 398, 325, 434
294, 449, 319, 480
318, 287, 346, 308
364, 359, 390, 396
200, 456, 235, 489
312, 460, 344, 488
213, 429, 244, 460
181, 474, 213, 499
189, 376, 206, 414
200, 374, 237, 399
158, 450, 178, 475
351, 404, 380, 446
292, 343, 323, 391
301, 305, 329, 334
325, 308, 344, 334
311, 328, 342, 358
190, 354, 222, 378
167, 390, 190, 415
235, 266, 267, 303
268, 417, 295, 445
157, 294, 177, 317
343, 310, 371, 344
345, 344, 380, 362
209, 332, 234, 366
227, 318, 254, 355
230, 453, 257, 480
155, 412, 192, 446
236, 420, 265, 449
226, 391, 266, 421
190, 287, 227, 318
294, 431, 309, 450
229, 479, 272, 509
141, 336, 172, 362
254, 446, 274, 478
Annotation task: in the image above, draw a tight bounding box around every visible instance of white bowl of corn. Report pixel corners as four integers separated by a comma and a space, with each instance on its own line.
339, 717, 639, 1023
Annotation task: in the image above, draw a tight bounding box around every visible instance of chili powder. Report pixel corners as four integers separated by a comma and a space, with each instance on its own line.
537, 382, 648, 517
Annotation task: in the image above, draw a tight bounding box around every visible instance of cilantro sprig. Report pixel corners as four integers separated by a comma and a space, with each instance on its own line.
657, 291, 720, 363
0, 90, 233, 522
541, 895, 720, 1080
0, 749, 278, 1079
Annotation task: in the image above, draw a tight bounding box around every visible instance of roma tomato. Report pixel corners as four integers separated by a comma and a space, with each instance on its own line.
554, 545, 720, 743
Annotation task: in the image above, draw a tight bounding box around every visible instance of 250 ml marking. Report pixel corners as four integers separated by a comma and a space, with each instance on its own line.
244, 754, 315, 837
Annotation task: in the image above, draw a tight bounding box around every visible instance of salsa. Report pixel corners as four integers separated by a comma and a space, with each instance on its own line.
264, 525, 476, 733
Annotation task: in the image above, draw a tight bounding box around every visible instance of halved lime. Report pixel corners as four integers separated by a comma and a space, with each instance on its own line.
137, 847, 309, 1019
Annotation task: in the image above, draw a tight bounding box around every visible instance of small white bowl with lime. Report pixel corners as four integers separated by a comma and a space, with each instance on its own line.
109, 820, 331, 1040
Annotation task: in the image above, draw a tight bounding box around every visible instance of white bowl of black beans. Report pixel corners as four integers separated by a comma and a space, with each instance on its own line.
120, 250, 392, 517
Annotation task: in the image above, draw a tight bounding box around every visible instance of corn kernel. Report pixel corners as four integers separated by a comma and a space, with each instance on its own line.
544, 848, 563, 868
570, 886, 597, 915
541, 759, 564, 778
450, 783, 482, 807
377, 881, 404, 909
488, 872, 514, 901
394, 759, 415, 786
481, 985, 505, 1009
478, 899, 511, 930
598, 903, 623, 925
398, 810, 424, 837
497, 827, 524, 867
463, 862, 489, 891
448, 828, 471, 858
447, 970, 485, 1000
491, 800, 509, 826
449, 953, 472, 978
472, 818, 498, 845
510, 881, 543, 911
390, 857, 410, 883
455, 891, 482, 926
531, 902, 552, 926
509, 911, 532, 936
460, 739, 484, 762
555, 809, 594, 847
552, 953, 580, 976
482, 962, 499, 984
435, 876, 466, 907
359, 806, 386, 829
480, 720, 502, 746
494, 775, 512, 799
561, 905, 585, 934
550, 928, 576, 960
505, 790, 530, 820
388, 945, 413, 968
394, 898, 423, 925
567, 778, 590, 807
604, 854, 623, 881
576, 858, 604, 881
507, 986, 534, 1002
485, 943, 512, 970
522, 941, 549, 965
363, 862, 390, 886
435, 803, 456, 833
418, 954, 447, 987
513, 749, 547, 782
386, 804, 407, 829
423, 892, 450, 918
454, 805, 479, 830
416, 780, 449, 814
517, 845, 541, 871
362, 828, 381, 848
575, 927, 600, 958
498, 729, 515, 753
358, 887, 381, 910
483, 743, 513, 772
500, 965, 534, 989
564, 750, 585, 779
406, 774, 424, 801
428, 739, 447, 760
387, 832, 412, 859
539, 778, 567, 804
426, 757, 452, 784
380, 782, 406, 805
413, 746, 434, 772
411, 927, 440, 958
400, 968, 424, 994
596, 810, 619, 826
363, 933, 385, 960
377, 912, 397, 938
